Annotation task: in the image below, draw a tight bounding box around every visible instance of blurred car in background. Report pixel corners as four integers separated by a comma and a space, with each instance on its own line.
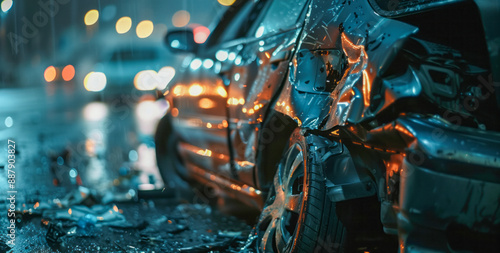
155, 0, 500, 252
82, 44, 173, 96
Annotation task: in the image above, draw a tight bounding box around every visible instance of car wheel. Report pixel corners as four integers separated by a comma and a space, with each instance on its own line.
256, 131, 346, 253
154, 115, 188, 189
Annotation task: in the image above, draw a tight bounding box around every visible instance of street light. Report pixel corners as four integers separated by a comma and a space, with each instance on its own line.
116, 16, 132, 34
84, 9, 99, 26
136, 20, 154, 38
1, 0, 13, 13
172, 10, 190, 27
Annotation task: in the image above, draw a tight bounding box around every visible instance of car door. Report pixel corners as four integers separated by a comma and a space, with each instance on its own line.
225, 0, 310, 186
171, 0, 265, 180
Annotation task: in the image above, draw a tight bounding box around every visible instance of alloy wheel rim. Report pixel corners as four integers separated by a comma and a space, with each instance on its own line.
258, 144, 305, 253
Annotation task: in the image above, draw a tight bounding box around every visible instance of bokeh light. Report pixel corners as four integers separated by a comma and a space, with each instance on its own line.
217, 0, 236, 6
135, 100, 164, 121
203, 59, 214, 69
84, 9, 99, 26
116, 16, 132, 34
62, 65, 75, 81
217, 86, 227, 98
172, 10, 190, 27
136, 20, 154, 38
188, 84, 203, 96
216, 50, 228, 61
255, 26, 265, 38
1, 0, 13, 12
44, 66, 57, 82
199, 98, 216, 109
84, 72, 107, 92
4, 116, 13, 128
83, 102, 108, 121
134, 70, 159, 90
157, 66, 176, 90
190, 58, 202, 70
193, 26, 210, 44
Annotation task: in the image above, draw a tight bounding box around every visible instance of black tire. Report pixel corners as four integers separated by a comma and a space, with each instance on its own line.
154, 115, 189, 190
154, 115, 219, 203
256, 129, 346, 253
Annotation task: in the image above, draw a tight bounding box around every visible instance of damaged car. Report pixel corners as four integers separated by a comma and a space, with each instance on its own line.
155, 0, 500, 252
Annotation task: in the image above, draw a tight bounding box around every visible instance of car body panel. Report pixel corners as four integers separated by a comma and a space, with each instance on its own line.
227, 28, 303, 186
274, 0, 419, 130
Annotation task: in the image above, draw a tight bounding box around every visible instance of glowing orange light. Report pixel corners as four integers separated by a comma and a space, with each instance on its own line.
34, 202, 40, 209
173, 85, 183, 96
44, 66, 57, 82
217, 86, 227, 98
199, 98, 216, 109
222, 120, 228, 128
197, 149, 212, 157
207, 123, 212, 128
227, 97, 239, 105
238, 98, 245, 105
362, 69, 371, 107
171, 108, 179, 117
113, 205, 119, 212
188, 84, 203, 96
68, 208, 72, 215
62, 65, 75, 81
254, 105, 259, 110
193, 26, 210, 44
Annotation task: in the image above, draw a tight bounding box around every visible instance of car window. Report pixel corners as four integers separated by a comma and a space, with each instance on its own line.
207, 0, 267, 46
251, 0, 308, 38
215, 2, 256, 44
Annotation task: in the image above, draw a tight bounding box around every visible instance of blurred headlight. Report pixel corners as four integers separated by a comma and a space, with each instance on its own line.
84, 72, 107, 92
157, 66, 175, 90
188, 84, 203, 96
134, 70, 159, 91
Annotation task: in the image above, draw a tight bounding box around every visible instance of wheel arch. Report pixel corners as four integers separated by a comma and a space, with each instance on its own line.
254, 110, 298, 191
304, 133, 378, 203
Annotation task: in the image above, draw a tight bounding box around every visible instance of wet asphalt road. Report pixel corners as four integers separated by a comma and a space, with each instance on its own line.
0, 84, 255, 252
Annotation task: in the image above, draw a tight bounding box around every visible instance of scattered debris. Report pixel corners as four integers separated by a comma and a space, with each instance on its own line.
55, 186, 99, 208
139, 235, 163, 245
46, 222, 65, 243
168, 224, 189, 234
0, 240, 11, 252
218, 230, 245, 240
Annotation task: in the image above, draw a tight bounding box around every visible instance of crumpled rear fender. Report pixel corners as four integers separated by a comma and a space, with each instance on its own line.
273, 0, 418, 130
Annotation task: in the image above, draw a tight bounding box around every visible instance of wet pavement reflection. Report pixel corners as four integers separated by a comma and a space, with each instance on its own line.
0, 86, 255, 252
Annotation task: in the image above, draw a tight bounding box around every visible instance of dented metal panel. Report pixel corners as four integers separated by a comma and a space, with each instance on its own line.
275, 0, 419, 130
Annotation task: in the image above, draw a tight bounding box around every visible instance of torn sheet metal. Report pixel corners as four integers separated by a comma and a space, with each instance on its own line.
274, 0, 418, 130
